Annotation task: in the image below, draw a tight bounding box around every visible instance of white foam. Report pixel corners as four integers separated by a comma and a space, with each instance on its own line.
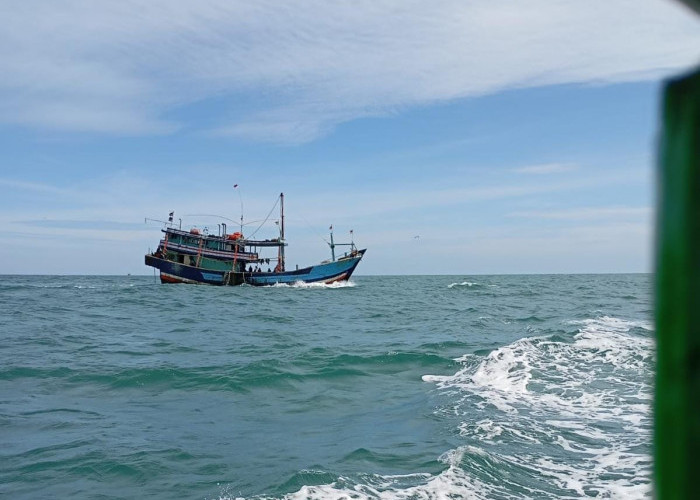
427, 316, 653, 412
421, 315, 653, 498
221, 438, 651, 499
448, 281, 499, 289
219, 447, 507, 500
421, 374, 452, 383
267, 280, 356, 289
463, 419, 504, 441
569, 315, 652, 333
448, 281, 478, 288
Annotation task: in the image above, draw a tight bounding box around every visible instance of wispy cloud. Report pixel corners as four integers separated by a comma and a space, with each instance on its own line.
0, 167, 640, 239
511, 163, 578, 175
507, 206, 652, 220
350, 219, 652, 274
290, 169, 647, 224
19, 219, 154, 231
1, 0, 698, 142
0, 178, 73, 195
0, 162, 654, 274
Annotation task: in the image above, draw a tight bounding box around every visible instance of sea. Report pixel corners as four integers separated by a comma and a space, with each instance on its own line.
0, 274, 653, 499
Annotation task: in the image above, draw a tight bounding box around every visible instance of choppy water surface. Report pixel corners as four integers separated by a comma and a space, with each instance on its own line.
0, 274, 653, 499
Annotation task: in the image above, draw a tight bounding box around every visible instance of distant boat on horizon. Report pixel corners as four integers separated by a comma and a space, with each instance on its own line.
144, 193, 365, 286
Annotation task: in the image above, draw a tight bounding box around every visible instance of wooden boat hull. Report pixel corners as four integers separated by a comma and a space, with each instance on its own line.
145, 250, 365, 286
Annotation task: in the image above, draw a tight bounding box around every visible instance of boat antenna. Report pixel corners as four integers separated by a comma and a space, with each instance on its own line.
234, 184, 243, 233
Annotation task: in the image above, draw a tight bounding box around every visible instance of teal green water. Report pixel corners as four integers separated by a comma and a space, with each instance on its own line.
0, 274, 653, 499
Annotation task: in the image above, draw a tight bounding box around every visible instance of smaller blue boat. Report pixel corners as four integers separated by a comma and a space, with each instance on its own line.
144, 193, 365, 286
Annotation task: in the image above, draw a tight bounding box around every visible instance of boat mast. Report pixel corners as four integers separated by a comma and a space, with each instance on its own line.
279, 192, 285, 271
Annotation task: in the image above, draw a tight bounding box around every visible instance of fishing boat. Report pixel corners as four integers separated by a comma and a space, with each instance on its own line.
144, 193, 365, 286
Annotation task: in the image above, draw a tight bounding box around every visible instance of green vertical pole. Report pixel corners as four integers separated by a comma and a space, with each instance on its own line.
655, 67, 700, 499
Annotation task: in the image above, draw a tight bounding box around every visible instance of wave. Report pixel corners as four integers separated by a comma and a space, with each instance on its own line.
0, 281, 148, 291
1, 351, 453, 392
216, 316, 653, 500
219, 448, 522, 500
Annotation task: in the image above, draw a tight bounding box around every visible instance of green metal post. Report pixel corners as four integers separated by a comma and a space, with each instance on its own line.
655, 67, 700, 499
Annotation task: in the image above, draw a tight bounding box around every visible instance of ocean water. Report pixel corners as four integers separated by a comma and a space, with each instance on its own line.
0, 274, 653, 499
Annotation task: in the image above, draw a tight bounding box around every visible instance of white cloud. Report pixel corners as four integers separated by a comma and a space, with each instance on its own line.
0, 0, 698, 141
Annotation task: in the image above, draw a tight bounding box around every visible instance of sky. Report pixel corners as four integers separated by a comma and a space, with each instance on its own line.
1, 0, 699, 275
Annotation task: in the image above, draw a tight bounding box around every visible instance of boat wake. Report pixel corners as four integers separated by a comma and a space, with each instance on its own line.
266, 280, 357, 289
421, 315, 654, 498
221, 316, 653, 500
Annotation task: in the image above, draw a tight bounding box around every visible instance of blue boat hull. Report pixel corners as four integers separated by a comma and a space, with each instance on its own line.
145, 250, 365, 286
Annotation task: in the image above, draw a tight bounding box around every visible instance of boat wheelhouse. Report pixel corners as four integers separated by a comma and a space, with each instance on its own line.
144, 193, 365, 286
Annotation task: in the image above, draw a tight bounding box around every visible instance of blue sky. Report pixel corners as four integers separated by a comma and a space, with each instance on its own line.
1, 0, 699, 275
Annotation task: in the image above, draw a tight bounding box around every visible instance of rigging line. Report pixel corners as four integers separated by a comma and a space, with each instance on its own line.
246, 195, 281, 239
184, 214, 238, 223
183, 215, 266, 227
240, 219, 272, 227
291, 214, 331, 245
